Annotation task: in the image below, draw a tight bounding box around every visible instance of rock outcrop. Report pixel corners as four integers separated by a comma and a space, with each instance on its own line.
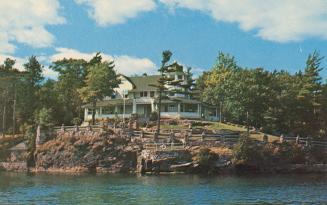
34, 131, 139, 173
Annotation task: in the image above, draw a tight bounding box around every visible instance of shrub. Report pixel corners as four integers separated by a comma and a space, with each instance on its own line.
232, 136, 264, 167
196, 148, 219, 171
149, 111, 158, 121
72, 117, 82, 126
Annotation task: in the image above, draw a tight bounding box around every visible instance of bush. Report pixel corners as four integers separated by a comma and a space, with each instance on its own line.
149, 111, 158, 121
196, 148, 219, 168
72, 117, 82, 126
34, 108, 54, 128
233, 136, 263, 164
233, 136, 307, 172
272, 142, 305, 164
307, 146, 327, 164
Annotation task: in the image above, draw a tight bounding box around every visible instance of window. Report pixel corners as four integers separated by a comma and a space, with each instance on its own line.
178, 75, 183, 80
168, 104, 177, 112
140, 91, 148, 97
102, 107, 115, 115
183, 104, 198, 112
117, 105, 124, 114
150, 91, 155, 97
88, 108, 100, 115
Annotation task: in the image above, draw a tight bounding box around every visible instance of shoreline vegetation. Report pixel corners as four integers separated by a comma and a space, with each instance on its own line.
0, 50, 327, 175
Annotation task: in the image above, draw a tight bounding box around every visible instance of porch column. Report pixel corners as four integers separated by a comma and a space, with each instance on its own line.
177, 103, 181, 119
114, 105, 118, 114
198, 104, 201, 118
84, 108, 88, 121
151, 100, 155, 112
132, 99, 137, 114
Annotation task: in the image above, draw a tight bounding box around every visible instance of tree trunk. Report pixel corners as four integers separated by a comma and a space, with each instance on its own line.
2, 104, 6, 135
12, 83, 16, 136
92, 100, 96, 125
156, 90, 162, 136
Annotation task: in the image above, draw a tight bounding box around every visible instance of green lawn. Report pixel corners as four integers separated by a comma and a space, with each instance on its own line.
159, 121, 280, 142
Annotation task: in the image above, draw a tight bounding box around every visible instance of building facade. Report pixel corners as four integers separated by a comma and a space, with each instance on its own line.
83, 63, 219, 122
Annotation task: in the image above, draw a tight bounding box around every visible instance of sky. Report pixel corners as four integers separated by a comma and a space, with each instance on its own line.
1, 0, 327, 79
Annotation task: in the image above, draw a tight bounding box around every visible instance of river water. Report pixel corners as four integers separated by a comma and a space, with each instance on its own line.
0, 172, 327, 204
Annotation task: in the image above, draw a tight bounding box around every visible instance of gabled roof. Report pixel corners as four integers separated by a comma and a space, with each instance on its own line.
129, 75, 161, 92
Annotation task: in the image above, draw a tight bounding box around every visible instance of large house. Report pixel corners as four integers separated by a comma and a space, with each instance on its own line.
83, 62, 219, 122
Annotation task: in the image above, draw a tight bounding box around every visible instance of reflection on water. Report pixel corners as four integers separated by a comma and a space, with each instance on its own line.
0, 172, 327, 204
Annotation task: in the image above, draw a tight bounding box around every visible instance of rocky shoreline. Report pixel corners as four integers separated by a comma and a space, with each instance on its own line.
1, 128, 327, 175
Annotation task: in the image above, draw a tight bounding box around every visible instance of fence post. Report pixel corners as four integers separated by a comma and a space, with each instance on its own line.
279, 134, 284, 143
201, 131, 205, 142
305, 137, 310, 147
74, 125, 79, 132
60, 124, 65, 132
296, 134, 300, 144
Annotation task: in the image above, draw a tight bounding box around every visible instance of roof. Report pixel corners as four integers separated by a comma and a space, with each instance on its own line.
159, 97, 201, 104
83, 99, 133, 108
129, 75, 161, 92
167, 62, 184, 73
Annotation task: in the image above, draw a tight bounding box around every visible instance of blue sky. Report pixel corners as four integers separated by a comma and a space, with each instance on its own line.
1, 0, 327, 78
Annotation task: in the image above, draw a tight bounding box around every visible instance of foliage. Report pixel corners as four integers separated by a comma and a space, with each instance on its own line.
233, 136, 307, 171
72, 117, 82, 126
78, 55, 120, 125
149, 111, 158, 121
199, 51, 327, 138
34, 108, 54, 128
196, 148, 219, 166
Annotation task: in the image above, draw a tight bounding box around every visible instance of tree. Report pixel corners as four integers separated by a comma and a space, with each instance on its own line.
78, 56, 120, 125
17, 56, 44, 126
150, 50, 173, 135
298, 51, 324, 136
0, 58, 23, 135
199, 52, 238, 122
50, 58, 88, 124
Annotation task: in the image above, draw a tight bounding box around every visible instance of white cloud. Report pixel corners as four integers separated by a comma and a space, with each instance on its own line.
74, 0, 156, 26
51, 47, 157, 75
160, 0, 327, 42
0, 0, 65, 54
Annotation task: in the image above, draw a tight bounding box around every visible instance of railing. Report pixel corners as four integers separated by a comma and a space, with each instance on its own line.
144, 142, 185, 151
53, 125, 103, 132
283, 136, 327, 150
133, 129, 240, 148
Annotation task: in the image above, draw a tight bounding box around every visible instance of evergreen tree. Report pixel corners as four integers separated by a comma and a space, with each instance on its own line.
78, 55, 120, 125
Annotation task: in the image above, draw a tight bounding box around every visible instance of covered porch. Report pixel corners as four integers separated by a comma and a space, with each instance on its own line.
84, 99, 134, 121
159, 99, 202, 119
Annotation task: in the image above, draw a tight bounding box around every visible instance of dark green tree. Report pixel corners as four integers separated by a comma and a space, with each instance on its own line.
78, 56, 120, 125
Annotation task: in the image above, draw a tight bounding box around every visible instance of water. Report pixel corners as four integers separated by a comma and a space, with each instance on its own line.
0, 172, 327, 205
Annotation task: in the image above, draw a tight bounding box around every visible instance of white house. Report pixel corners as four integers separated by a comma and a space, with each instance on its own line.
83, 62, 219, 122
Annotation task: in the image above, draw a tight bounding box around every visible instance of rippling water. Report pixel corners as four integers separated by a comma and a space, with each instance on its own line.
0, 172, 327, 204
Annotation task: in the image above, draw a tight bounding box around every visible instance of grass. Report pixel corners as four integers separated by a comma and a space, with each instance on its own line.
159, 121, 280, 142
160, 124, 188, 130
